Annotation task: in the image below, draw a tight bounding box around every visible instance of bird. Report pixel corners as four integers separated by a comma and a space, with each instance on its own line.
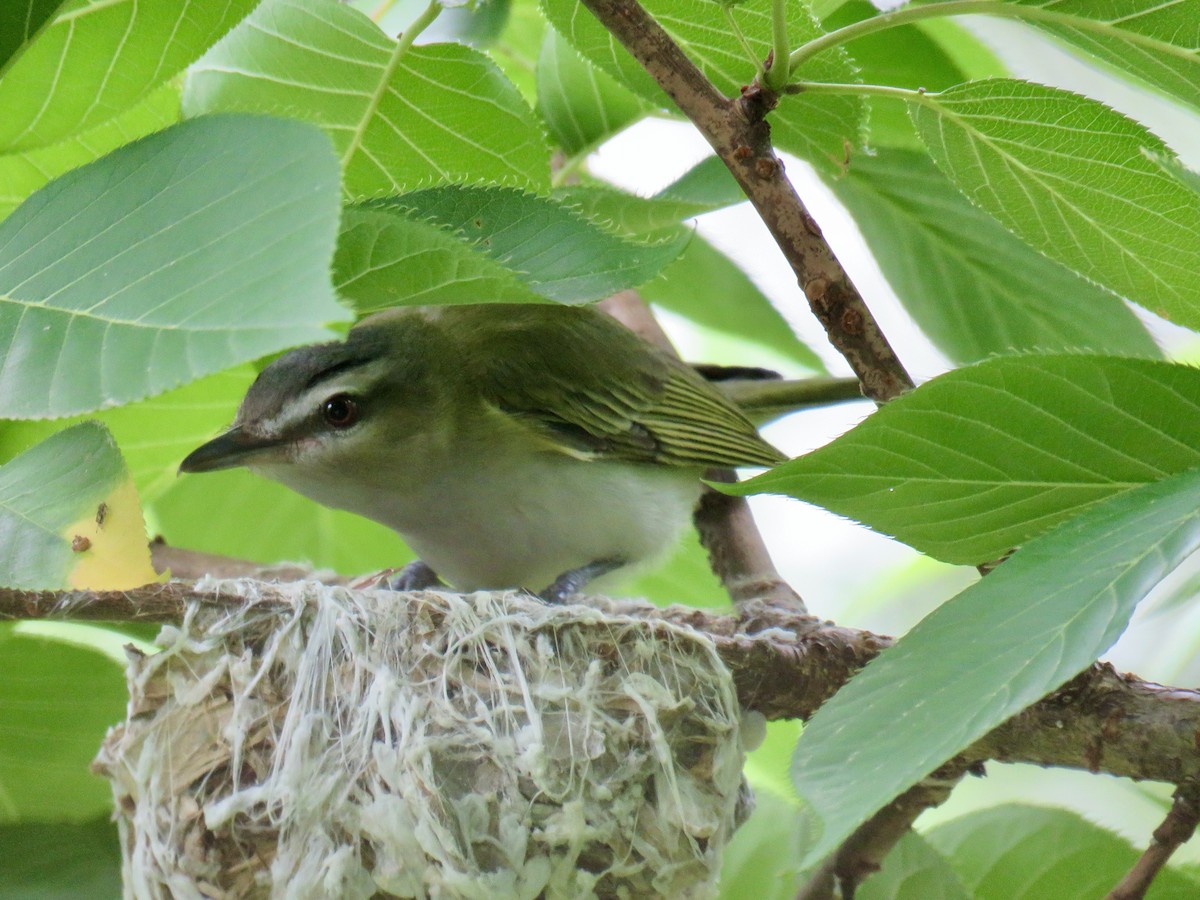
179, 303, 790, 600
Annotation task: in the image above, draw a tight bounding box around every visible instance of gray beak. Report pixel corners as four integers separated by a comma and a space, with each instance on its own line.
179, 426, 284, 474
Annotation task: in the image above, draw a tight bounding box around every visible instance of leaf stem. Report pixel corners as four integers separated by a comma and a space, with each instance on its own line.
764, 0, 790, 92
343, 1, 443, 169
790, 80, 936, 107
788, 0, 1188, 75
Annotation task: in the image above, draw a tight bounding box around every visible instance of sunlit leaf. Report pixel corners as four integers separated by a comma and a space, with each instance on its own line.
0, 818, 120, 895
0, 81, 180, 223
911, 79, 1200, 328
0, 0, 254, 150
828, 148, 1160, 362
186, 0, 549, 196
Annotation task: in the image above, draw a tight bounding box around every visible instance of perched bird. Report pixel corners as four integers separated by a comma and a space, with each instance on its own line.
180, 303, 788, 599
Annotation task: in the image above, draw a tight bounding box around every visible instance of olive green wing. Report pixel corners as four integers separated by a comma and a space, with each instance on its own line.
452, 304, 784, 469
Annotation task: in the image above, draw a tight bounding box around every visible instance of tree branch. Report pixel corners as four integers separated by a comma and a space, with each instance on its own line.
578, 0, 913, 403
6, 580, 1200, 786
1108, 786, 1200, 900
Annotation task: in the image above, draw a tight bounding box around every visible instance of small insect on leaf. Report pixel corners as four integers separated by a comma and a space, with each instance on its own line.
71, 535, 92, 552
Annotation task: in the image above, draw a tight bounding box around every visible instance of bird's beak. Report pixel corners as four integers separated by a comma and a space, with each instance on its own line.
179, 426, 285, 474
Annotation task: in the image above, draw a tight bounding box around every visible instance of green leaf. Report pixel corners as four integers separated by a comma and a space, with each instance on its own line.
656, 155, 747, 210
542, 0, 865, 171
718, 791, 808, 899
0, 818, 121, 896
791, 466, 1200, 867
0, 0, 254, 151
0, 627, 127, 821
857, 832, 970, 900
730, 356, 1200, 565
640, 235, 828, 372
373, 186, 689, 303
0, 80, 181, 223
1011, 0, 1200, 112
0, 115, 348, 419
537, 26, 648, 155
911, 79, 1200, 328
155, 468, 413, 576
820, 1, 975, 150
185, 0, 550, 197
0, 422, 156, 590
0, 0, 71, 75
828, 148, 1160, 363
926, 805, 1200, 899
335, 206, 545, 312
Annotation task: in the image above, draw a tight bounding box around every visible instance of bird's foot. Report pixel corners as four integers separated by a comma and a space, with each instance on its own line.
537, 557, 625, 604
352, 560, 445, 592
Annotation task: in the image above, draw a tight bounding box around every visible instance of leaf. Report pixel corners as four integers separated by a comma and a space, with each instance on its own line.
622, 528, 728, 608
542, 0, 865, 171
828, 148, 1160, 363
656, 155, 747, 210
0, 627, 128, 820
537, 26, 648, 155
335, 206, 544, 313
729, 356, 1200, 565
0, 80, 181, 223
1012, 0, 1200, 112
0, 818, 120, 895
926, 805, 1200, 899
185, 0, 549, 197
857, 832, 971, 900
910, 79, 1200, 328
155, 467, 413, 576
640, 235, 828, 372
0, 423, 155, 590
0, 114, 348, 419
373, 186, 689, 303
0, 0, 254, 151
718, 791, 808, 899
0, 0, 71, 75
790, 466, 1200, 867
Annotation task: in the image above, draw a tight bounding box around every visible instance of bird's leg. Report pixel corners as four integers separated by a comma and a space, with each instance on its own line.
538, 557, 625, 604
387, 559, 446, 591
353, 560, 446, 591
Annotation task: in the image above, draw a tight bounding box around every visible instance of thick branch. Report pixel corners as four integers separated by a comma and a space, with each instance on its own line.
6, 582, 1200, 785
578, 0, 913, 402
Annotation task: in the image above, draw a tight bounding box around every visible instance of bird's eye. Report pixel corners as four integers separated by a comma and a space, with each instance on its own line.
322, 394, 359, 428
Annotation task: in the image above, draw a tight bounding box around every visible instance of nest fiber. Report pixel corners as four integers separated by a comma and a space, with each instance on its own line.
96, 581, 751, 898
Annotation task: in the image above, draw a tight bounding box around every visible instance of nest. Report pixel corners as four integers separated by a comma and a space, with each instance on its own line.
95, 581, 752, 898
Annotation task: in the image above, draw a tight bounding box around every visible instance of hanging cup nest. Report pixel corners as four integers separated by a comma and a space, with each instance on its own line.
95, 580, 753, 898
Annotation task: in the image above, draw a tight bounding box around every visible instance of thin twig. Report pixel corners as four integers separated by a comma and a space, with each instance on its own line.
578, 0, 914, 403
795, 764, 971, 900
1107, 786, 1200, 900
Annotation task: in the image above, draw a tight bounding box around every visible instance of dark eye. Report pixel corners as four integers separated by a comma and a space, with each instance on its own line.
322, 394, 359, 428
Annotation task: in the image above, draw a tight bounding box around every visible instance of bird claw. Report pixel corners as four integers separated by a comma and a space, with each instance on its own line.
537, 557, 625, 604
352, 560, 444, 592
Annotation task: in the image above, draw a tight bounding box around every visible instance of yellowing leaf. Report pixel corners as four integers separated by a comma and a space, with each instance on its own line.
64, 476, 158, 590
